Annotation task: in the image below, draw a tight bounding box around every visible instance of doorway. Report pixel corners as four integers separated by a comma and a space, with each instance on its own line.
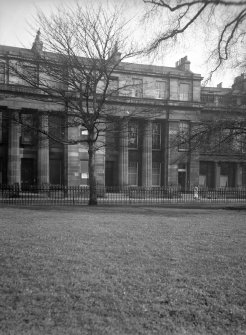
178, 163, 187, 191
21, 158, 36, 189
105, 161, 116, 190
50, 159, 63, 185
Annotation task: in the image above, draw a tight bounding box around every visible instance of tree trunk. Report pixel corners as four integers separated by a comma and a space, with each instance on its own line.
88, 137, 97, 206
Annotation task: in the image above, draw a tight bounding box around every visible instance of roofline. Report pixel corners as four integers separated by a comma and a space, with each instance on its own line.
0, 44, 202, 79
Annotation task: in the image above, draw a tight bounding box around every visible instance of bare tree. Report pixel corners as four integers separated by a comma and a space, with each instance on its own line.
143, 0, 246, 79
6, 3, 144, 205
167, 104, 246, 171
142, 0, 246, 166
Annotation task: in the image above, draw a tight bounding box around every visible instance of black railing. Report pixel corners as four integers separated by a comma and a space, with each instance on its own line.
0, 185, 246, 206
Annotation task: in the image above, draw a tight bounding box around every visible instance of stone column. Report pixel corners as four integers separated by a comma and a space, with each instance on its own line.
215, 162, 221, 188
168, 121, 179, 186
0, 112, 2, 143
37, 113, 49, 185
118, 120, 128, 187
235, 163, 242, 187
189, 122, 200, 187
8, 111, 21, 185
142, 120, 152, 187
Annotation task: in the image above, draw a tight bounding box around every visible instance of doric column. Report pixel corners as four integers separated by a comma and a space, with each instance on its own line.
37, 113, 49, 185
142, 120, 152, 187
215, 162, 221, 188
0, 111, 2, 143
189, 122, 200, 187
235, 163, 242, 187
168, 121, 179, 185
118, 120, 128, 187
8, 111, 21, 185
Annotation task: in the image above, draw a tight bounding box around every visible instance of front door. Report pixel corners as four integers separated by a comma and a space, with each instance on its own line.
21, 158, 36, 189
105, 161, 116, 189
178, 171, 186, 191
50, 159, 63, 185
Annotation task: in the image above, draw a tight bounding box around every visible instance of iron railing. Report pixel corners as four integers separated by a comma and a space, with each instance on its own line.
0, 184, 246, 206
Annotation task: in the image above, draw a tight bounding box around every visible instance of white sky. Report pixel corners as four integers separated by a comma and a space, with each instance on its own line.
0, 0, 239, 87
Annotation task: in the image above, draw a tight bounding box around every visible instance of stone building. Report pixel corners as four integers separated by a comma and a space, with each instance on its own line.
0, 41, 246, 189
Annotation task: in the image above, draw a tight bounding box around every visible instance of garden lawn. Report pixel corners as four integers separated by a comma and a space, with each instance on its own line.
0, 206, 246, 335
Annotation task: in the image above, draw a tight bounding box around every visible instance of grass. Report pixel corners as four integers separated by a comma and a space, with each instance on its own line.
0, 206, 246, 334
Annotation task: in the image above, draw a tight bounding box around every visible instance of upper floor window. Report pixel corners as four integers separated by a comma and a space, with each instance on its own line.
128, 122, 138, 148
0, 111, 8, 143
128, 161, 138, 186
152, 122, 161, 149
179, 83, 190, 101
179, 121, 190, 151
21, 65, 38, 86
132, 78, 143, 98
0, 63, 5, 83
201, 94, 215, 103
21, 114, 35, 145
49, 114, 64, 146
242, 135, 246, 153
80, 127, 88, 140
108, 76, 119, 96
230, 132, 245, 153
152, 162, 161, 186
81, 128, 88, 136
155, 81, 167, 99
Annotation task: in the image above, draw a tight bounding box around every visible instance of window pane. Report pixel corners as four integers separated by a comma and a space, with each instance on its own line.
155, 81, 167, 99
128, 122, 138, 148
108, 77, 119, 96
132, 79, 143, 98
0, 63, 5, 83
180, 83, 190, 101
1, 111, 8, 143
21, 65, 37, 86
179, 121, 189, 151
49, 115, 64, 147
152, 122, 161, 149
21, 114, 34, 144
80, 160, 89, 184
152, 162, 161, 186
128, 161, 138, 185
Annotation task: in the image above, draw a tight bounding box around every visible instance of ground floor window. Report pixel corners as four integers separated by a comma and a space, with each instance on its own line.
220, 162, 236, 187
152, 162, 161, 186
80, 160, 89, 186
199, 161, 238, 188
0, 158, 2, 184
243, 164, 246, 186
21, 158, 36, 189
128, 161, 138, 186
178, 163, 187, 190
50, 159, 63, 185
199, 161, 214, 188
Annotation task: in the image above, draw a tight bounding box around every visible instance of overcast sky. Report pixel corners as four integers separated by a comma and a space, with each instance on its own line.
0, 0, 239, 87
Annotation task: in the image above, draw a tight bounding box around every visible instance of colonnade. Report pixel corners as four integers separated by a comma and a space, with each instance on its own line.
4, 111, 245, 188
7, 110, 49, 185
118, 120, 153, 187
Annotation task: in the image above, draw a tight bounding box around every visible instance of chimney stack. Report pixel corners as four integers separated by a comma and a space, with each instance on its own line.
175, 56, 191, 71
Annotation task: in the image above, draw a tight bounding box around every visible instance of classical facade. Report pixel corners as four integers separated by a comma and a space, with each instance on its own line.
0, 42, 246, 189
